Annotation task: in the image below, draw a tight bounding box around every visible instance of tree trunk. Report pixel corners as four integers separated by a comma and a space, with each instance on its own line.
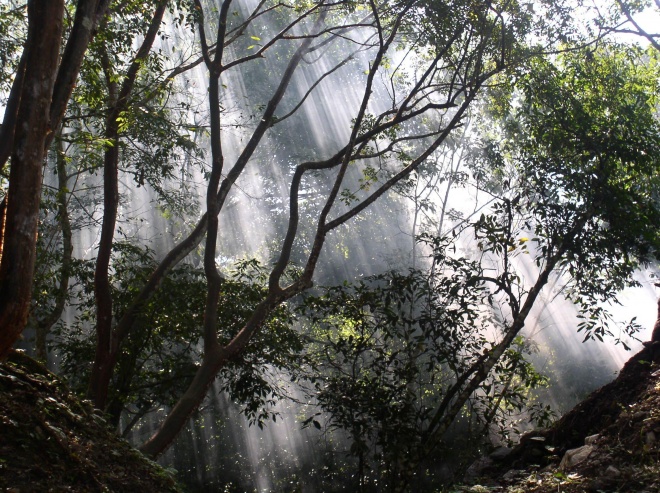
139, 295, 279, 457
139, 344, 228, 457
0, 1, 65, 360
0, 0, 111, 359
0, 51, 26, 169
86, 2, 168, 408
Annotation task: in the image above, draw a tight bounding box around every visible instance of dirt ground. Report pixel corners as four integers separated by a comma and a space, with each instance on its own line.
459, 344, 660, 493
0, 350, 182, 493
2, 344, 659, 493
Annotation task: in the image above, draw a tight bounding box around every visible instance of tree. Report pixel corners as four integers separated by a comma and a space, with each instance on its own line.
596, 0, 660, 51
298, 42, 660, 490
302, 253, 551, 490
433, 38, 660, 447
0, 0, 574, 460
137, 0, 561, 457
0, 0, 110, 359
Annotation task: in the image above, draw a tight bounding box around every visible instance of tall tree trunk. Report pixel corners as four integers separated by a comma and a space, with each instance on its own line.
0, 0, 110, 359
88, 87, 120, 409
0, 196, 6, 264
0, 1, 65, 360
86, 2, 168, 409
0, 51, 27, 170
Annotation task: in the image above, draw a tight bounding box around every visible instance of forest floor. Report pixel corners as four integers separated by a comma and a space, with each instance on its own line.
457, 343, 660, 493
0, 350, 183, 493
1, 345, 659, 492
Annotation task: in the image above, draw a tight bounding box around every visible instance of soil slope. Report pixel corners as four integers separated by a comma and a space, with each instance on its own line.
0, 350, 183, 493
461, 344, 660, 493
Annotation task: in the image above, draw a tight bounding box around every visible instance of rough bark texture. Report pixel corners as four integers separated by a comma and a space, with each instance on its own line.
0, 52, 26, 169
0, 1, 65, 360
0, 0, 111, 360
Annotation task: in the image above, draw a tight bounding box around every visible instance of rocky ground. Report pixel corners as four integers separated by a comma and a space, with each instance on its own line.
457, 343, 660, 493
0, 350, 183, 493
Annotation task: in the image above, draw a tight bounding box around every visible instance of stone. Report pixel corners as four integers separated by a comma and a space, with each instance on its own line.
502, 469, 522, 481
587, 478, 608, 492
559, 445, 594, 471
490, 446, 513, 461
646, 430, 656, 445
584, 434, 600, 445
463, 456, 493, 483
605, 465, 621, 477
529, 447, 545, 457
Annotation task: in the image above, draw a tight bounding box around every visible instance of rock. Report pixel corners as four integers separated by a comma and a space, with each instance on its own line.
587, 478, 609, 492
584, 434, 600, 445
529, 446, 545, 457
559, 445, 594, 471
465, 485, 490, 493
489, 446, 513, 461
645, 430, 656, 445
463, 456, 493, 483
605, 465, 621, 477
502, 469, 522, 481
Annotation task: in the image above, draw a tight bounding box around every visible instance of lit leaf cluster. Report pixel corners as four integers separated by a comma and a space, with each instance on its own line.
482, 43, 660, 343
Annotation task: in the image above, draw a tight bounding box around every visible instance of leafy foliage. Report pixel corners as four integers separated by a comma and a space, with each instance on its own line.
482, 43, 660, 343
54, 252, 303, 431
301, 236, 551, 489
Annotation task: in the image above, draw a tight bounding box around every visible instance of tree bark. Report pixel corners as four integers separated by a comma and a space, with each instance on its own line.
48, 0, 112, 144
0, 51, 27, 170
0, 0, 65, 360
0, 197, 6, 264
139, 296, 280, 457
0, 0, 111, 359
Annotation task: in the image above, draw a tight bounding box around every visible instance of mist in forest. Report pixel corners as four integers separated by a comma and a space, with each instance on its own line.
3, 0, 659, 491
